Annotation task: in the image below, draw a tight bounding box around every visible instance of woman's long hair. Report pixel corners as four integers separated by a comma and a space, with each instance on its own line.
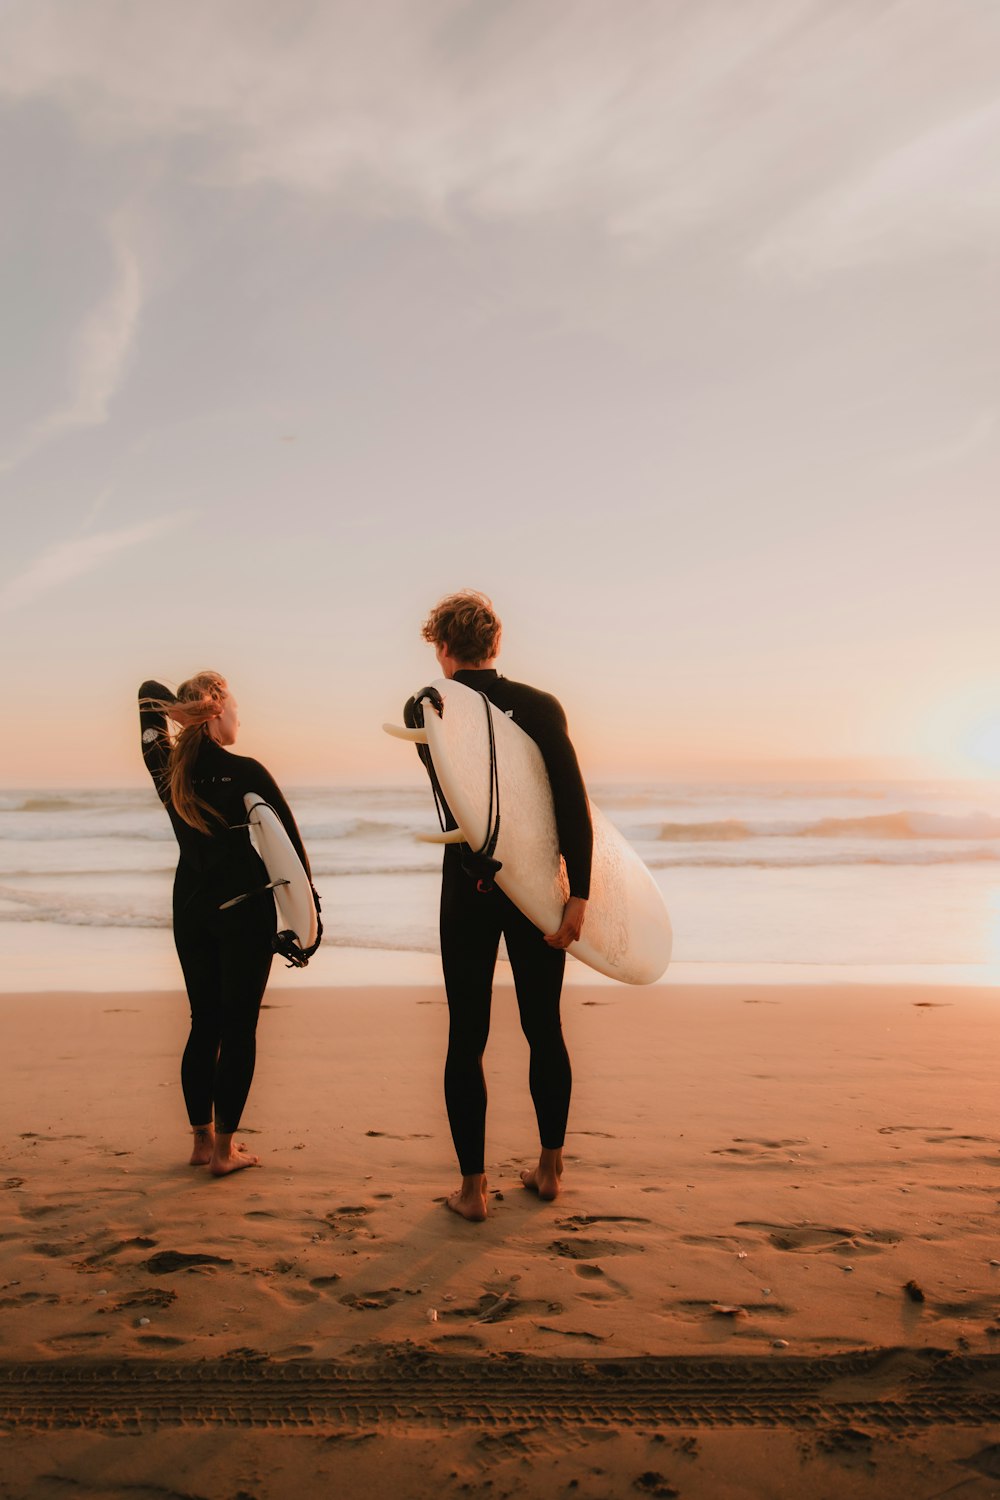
146, 672, 230, 835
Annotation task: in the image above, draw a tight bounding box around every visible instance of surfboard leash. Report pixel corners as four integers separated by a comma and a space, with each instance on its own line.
463, 692, 503, 893
411, 684, 502, 892
411, 686, 451, 836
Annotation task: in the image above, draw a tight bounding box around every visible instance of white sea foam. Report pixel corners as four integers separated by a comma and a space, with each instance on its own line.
2, 779, 1000, 988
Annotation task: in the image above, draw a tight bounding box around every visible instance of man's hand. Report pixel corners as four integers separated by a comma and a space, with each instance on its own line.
544, 896, 587, 949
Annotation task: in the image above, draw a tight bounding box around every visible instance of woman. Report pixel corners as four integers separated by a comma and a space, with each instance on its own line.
139, 672, 312, 1176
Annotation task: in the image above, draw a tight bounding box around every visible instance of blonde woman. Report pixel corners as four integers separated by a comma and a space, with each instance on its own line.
138, 674, 312, 1176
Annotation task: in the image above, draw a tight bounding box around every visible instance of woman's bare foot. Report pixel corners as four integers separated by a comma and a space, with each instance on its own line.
445, 1173, 488, 1222
521, 1147, 563, 1201
189, 1124, 214, 1166
210, 1133, 261, 1177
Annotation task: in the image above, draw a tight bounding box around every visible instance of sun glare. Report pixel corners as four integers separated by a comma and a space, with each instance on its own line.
918, 686, 1000, 777
962, 716, 1000, 774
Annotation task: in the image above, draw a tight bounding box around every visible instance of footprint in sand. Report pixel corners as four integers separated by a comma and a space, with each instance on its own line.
680, 1233, 749, 1251
673, 1297, 790, 1321
924, 1132, 997, 1146
433, 1333, 485, 1350
633, 1472, 680, 1497
273, 1287, 321, 1306
19, 1132, 85, 1142
79, 1236, 158, 1267
711, 1138, 812, 1162
558, 1214, 651, 1227
736, 1222, 901, 1254
550, 1238, 643, 1260
33, 1241, 84, 1259
365, 1130, 431, 1140
0, 1291, 60, 1308
324, 1206, 377, 1241
144, 1250, 233, 1274
114, 1288, 177, 1310
535, 1324, 608, 1343
339, 1288, 401, 1310
45, 1332, 109, 1349
438, 1290, 562, 1324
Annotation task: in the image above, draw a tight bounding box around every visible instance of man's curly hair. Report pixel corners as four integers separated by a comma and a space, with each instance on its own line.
421, 590, 501, 665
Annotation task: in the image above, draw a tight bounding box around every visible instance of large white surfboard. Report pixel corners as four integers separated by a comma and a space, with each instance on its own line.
243, 793, 318, 952
385, 679, 671, 985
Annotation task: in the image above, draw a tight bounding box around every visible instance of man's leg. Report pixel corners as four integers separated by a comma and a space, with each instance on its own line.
440, 850, 502, 1218
504, 895, 571, 1200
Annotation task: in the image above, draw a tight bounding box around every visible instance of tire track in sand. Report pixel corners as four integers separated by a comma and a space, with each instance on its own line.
2, 1348, 999, 1432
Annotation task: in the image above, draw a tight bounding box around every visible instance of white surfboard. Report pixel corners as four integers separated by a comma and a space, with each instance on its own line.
243, 793, 318, 952
385, 679, 671, 985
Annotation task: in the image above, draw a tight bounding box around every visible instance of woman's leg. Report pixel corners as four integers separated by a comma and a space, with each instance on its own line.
209, 893, 275, 1173
173, 910, 222, 1161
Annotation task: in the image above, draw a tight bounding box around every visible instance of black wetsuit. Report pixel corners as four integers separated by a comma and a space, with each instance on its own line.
139, 682, 310, 1134
406, 670, 592, 1177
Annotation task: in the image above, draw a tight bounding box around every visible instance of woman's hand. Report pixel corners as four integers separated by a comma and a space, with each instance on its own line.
544, 896, 587, 949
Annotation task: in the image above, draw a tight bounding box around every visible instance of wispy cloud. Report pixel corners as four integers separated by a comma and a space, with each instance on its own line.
753, 100, 1000, 277
0, 513, 189, 614
0, 225, 141, 473
2, 1, 997, 267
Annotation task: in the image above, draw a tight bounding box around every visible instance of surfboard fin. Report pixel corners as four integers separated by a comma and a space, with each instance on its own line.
382, 723, 429, 744
416, 828, 465, 845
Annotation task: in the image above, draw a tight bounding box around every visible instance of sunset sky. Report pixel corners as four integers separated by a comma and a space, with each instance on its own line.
1, 1, 998, 785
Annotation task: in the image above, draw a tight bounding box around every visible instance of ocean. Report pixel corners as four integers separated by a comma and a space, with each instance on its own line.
2, 780, 999, 991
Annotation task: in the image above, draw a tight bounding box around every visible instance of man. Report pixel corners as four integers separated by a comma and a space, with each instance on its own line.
406, 591, 593, 1222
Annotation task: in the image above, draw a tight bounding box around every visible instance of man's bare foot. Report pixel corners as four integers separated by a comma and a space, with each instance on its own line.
521, 1147, 563, 1202
189, 1125, 215, 1166
210, 1135, 261, 1177
445, 1173, 488, 1222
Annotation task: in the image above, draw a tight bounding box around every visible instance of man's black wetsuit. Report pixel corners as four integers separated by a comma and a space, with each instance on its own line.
406, 669, 592, 1177
139, 682, 310, 1134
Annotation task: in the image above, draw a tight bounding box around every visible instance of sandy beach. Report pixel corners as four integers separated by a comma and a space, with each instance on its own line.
3, 980, 1000, 1496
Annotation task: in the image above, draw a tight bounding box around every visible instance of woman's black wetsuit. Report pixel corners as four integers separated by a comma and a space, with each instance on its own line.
139, 681, 311, 1134
406, 669, 593, 1177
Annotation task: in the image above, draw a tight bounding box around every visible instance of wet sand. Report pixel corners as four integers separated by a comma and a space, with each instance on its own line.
2, 982, 1000, 1496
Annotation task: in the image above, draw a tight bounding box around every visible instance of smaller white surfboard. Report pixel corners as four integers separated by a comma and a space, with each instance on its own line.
243, 793, 318, 951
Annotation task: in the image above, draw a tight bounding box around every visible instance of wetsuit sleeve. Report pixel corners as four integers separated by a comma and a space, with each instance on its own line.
138, 680, 174, 804
245, 761, 312, 880
526, 694, 593, 900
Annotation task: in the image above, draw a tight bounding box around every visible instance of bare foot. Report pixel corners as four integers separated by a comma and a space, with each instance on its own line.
210, 1139, 261, 1177
445, 1173, 488, 1222
521, 1148, 563, 1202
189, 1125, 215, 1166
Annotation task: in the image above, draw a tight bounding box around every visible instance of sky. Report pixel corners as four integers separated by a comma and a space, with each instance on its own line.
1, 0, 998, 786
